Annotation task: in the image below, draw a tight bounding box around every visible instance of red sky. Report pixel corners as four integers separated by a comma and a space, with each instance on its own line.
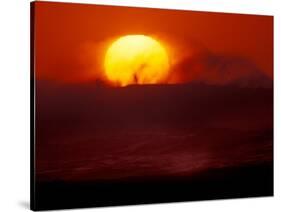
33, 1, 273, 83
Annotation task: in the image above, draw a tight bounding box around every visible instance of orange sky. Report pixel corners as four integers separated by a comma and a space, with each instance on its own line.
33, 1, 273, 83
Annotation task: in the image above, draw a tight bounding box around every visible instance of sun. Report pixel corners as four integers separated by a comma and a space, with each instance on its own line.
104, 35, 170, 86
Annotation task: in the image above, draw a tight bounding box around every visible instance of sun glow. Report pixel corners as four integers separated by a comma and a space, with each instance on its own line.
104, 35, 170, 86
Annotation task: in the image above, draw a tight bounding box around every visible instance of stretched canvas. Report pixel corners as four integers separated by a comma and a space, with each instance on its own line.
31, 1, 274, 211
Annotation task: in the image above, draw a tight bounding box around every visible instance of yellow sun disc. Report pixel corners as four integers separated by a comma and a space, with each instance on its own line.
104, 35, 170, 86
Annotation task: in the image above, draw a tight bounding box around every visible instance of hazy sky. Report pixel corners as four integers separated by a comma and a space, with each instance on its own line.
34, 2, 273, 83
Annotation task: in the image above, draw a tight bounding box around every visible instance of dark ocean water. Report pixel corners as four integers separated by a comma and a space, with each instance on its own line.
34, 82, 273, 210
36, 82, 273, 182
36, 126, 273, 182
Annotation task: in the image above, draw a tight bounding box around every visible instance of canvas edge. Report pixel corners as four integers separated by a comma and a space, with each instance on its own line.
30, 1, 36, 211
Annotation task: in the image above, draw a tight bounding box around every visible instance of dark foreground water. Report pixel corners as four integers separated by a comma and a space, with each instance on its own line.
34, 127, 273, 210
